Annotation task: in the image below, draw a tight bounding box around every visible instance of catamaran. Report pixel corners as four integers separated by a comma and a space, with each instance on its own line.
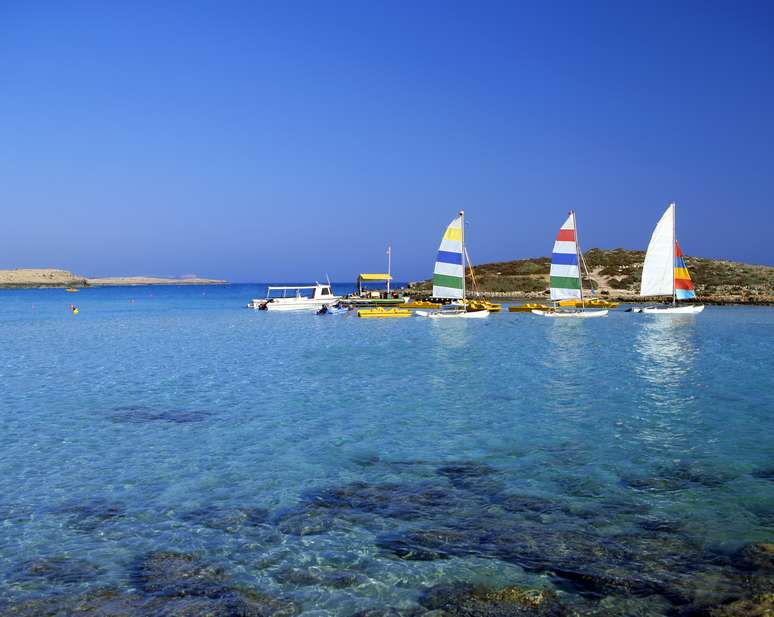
636, 203, 704, 314
415, 211, 489, 319
531, 211, 608, 318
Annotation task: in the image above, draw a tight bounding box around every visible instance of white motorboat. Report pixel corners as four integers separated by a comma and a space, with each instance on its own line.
248, 283, 339, 311
637, 203, 704, 315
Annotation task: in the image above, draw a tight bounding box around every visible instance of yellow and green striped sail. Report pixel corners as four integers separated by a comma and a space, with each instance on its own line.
432, 214, 464, 299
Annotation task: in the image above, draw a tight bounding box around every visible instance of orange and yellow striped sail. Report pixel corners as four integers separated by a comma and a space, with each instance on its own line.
674, 241, 696, 300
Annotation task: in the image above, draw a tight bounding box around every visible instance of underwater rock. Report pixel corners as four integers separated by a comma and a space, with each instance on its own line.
0, 588, 143, 617
418, 583, 569, 616
56, 498, 126, 532
144, 587, 300, 617
272, 566, 363, 589
736, 543, 774, 572
623, 462, 735, 493
376, 528, 474, 561
0, 586, 300, 617
436, 462, 505, 495
109, 405, 212, 424
272, 505, 343, 536
133, 551, 227, 597
307, 481, 462, 520
10, 556, 105, 586
349, 608, 426, 617
633, 516, 685, 534
705, 592, 774, 616
494, 493, 566, 516
181, 506, 269, 532
752, 468, 774, 482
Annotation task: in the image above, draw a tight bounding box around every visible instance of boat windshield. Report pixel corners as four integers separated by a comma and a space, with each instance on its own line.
266, 286, 317, 299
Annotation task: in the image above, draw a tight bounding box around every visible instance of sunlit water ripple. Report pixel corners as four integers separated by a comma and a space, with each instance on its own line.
1, 285, 772, 615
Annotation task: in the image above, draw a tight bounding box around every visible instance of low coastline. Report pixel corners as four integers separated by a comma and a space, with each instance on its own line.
0, 269, 226, 288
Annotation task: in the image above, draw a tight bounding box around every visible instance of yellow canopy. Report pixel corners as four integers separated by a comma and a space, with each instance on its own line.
357, 273, 392, 282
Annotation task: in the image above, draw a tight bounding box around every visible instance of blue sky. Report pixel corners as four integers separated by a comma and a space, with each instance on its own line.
1, 1, 772, 281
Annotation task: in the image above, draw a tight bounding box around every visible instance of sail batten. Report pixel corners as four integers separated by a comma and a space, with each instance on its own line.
549, 213, 582, 300
432, 215, 465, 299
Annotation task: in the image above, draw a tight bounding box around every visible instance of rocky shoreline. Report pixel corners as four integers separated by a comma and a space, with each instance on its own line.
0, 269, 227, 288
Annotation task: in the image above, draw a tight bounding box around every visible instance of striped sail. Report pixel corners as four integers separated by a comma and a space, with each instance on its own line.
550, 213, 581, 300
674, 241, 696, 300
432, 215, 464, 299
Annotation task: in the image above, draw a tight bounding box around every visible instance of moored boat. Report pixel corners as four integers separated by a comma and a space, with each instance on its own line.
532, 211, 607, 318
637, 203, 704, 315
416, 211, 489, 319
357, 307, 411, 318
557, 298, 619, 309
509, 303, 550, 313
248, 283, 339, 311
398, 300, 443, 309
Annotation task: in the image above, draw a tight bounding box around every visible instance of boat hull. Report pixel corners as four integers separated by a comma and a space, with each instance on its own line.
509, 304, 549, 313
358, 308, 411, 318
250, 297, 341, 311
641, 304, 704, 315
531, 309, 608, 318
416, 309, 490, 319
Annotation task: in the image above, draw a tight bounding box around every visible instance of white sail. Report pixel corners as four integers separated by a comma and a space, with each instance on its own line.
640, 204, 674, 297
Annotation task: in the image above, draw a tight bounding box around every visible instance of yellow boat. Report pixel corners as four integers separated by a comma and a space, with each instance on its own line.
398, 300, 442, 309
65, 288, 79, 293
557, 298, 619, 309
509, 303, 550, 313
357, 307, 412, 319
468, 300, 501, 312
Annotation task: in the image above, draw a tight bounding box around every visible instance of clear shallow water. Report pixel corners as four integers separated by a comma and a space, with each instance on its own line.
1, 285, 772, 615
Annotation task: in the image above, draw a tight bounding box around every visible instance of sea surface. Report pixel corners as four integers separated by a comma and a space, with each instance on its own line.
1, 284, 772, 616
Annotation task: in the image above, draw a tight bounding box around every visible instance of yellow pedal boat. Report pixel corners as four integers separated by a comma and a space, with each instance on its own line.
557, 298, 620, 309
509, 303, 549, 313
358, 307, 412, 319
398, 300, 442, 309
468, 300, 501, 312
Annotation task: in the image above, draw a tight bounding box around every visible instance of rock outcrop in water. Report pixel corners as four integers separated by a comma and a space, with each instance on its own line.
2, 459, 773, 616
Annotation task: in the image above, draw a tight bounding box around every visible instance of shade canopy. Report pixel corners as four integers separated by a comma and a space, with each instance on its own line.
357, 273, 392, 282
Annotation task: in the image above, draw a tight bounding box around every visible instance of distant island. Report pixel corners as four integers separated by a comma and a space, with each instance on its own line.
0, 269, 227, 288
409, 248, 774, 305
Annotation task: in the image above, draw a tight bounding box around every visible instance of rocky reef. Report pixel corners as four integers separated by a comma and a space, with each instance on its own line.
1, 459, 772, 616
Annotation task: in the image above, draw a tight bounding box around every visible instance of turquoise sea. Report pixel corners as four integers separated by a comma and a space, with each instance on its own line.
1, 284, 772, 616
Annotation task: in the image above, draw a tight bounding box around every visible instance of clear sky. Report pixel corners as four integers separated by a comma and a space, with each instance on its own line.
1, 1, 772, 281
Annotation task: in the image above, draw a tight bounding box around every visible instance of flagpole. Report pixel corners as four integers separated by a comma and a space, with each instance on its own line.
386, 244, 391, 294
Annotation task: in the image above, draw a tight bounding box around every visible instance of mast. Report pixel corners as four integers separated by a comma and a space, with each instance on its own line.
459, 210, 466, 302
572, 210, 585, 308
386, 244, 391, 293
672, 202, 677, 306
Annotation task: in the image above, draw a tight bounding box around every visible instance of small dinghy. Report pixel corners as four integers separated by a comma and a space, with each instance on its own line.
317, 303, 348, 315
